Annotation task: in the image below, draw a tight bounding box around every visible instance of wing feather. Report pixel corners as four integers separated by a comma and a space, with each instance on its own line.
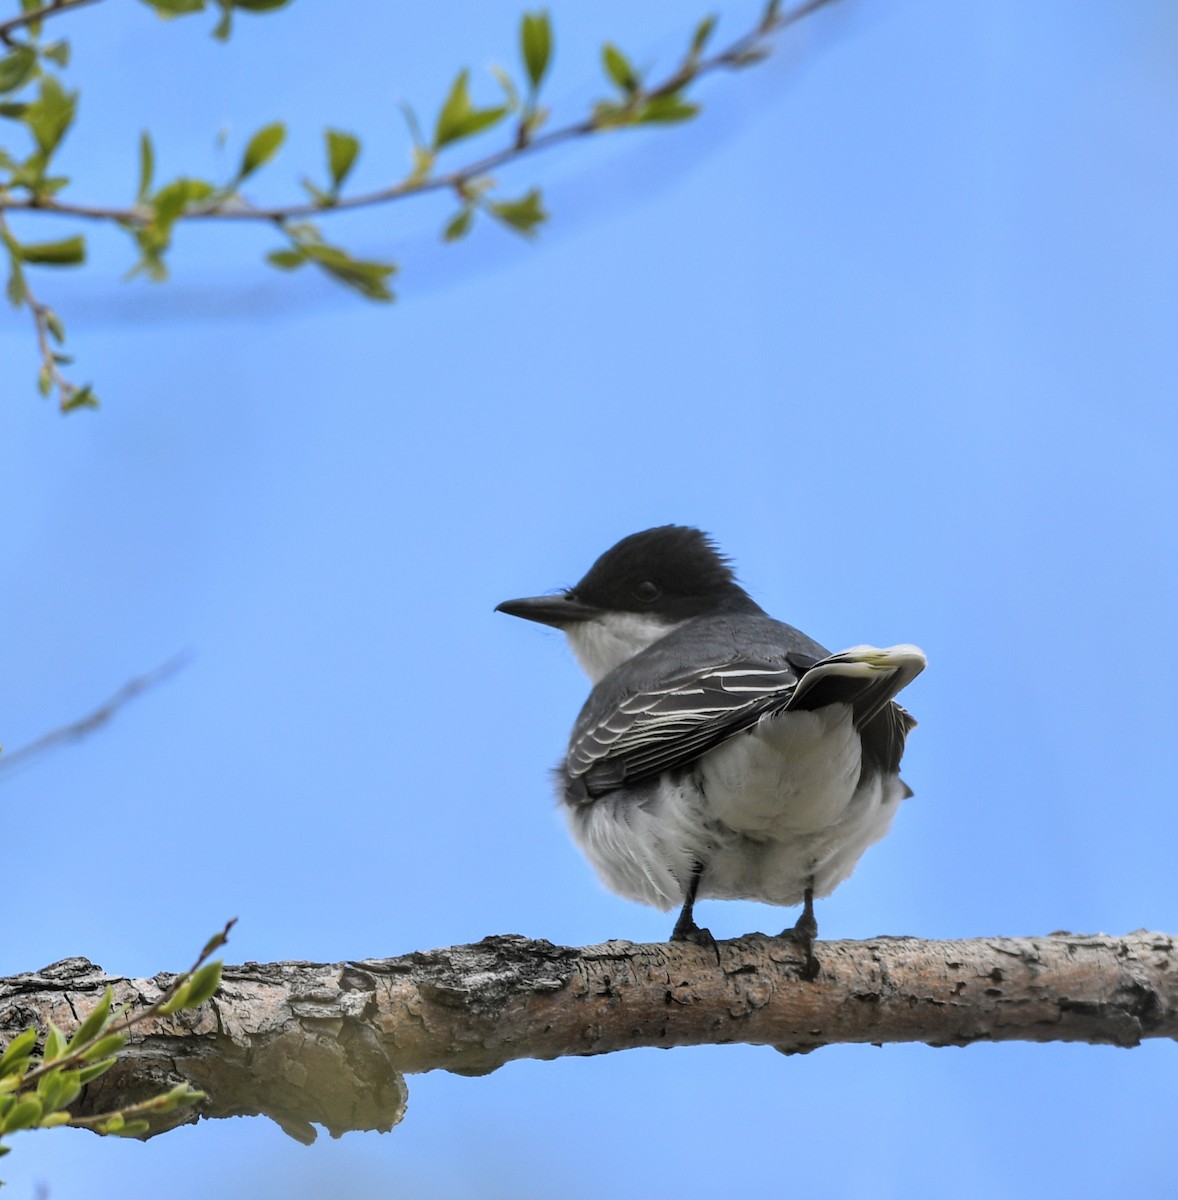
567, 661, 799, 797
565, 643, 925, 803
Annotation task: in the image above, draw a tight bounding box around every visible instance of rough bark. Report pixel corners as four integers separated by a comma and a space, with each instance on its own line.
2, 931, 1174, 1144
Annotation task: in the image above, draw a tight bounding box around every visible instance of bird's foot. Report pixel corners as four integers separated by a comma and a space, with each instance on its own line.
671, 914, 716, 949
776, 908, 820, 981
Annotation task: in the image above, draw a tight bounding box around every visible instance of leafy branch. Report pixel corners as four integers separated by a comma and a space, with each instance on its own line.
0, 920, 235, 1178
0, 0, 839, 408
0, 0, 101, 50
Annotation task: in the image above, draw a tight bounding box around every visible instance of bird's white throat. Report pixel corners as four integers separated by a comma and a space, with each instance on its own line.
565, 612, 682, 682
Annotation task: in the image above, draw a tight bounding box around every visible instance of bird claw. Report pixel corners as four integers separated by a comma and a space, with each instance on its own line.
673, 923, 717, 950
777, 905, 820, 981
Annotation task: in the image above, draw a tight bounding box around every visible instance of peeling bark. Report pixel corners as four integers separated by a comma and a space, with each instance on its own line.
2, 931, 1174, 1143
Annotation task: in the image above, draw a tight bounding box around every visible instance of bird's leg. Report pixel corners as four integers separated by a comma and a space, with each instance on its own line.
778, 883, 819, 980
669, 862, 715, 950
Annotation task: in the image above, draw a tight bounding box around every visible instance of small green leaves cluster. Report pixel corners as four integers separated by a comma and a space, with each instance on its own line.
0, 0, 826, 410
592, 17, 717, 129
0, 10, 89, 410
0, 919, 235, 1184
0, 0, 293, 408
267, 217, 396, 301
432, 12, 553, 245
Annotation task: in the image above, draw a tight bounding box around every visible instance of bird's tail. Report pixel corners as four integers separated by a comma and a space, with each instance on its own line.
786, 644, 927, 730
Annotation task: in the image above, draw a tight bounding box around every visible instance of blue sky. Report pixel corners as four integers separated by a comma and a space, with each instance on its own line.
2, 1, 1177, 1196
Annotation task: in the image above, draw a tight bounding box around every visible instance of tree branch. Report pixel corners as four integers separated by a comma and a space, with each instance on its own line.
3, 931, 1173, 1144
0, 653, 189, 776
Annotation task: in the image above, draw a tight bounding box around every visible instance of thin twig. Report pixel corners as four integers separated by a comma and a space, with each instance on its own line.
0, 209, 62, 388
0, 0, 102, 48
0, 652, 191, 776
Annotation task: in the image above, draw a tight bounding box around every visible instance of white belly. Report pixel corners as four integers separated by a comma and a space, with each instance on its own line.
564, 704, 905, 913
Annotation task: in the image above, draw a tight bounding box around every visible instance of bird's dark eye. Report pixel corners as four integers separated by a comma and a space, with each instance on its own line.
633, 580, 661, 603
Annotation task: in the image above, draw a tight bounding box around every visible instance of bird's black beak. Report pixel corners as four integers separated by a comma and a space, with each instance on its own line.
495, 593, 600, 628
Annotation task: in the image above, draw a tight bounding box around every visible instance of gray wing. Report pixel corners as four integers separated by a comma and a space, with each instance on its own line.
566, 658, 803, 801
564, 642, 926, 804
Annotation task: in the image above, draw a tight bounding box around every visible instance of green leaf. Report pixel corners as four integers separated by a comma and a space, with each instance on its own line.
43, 1023, 66, 1063
76, 1056, 119, 1084
487, 188, 547, 237
0, 46, 36, 95
238, 120, 285, 179
19, 235, 85, 265
6, 262, 28, 306
152, 177, 215, 228
155, 1083, 205, 1111
398, 100, 425, 149
60, 384, 97, 413
66, 989, 112, 1052
199, 921, 235, 961
67, 988, 113, 1052
521, 11, 552, 91
109, 1118, 151, 1138
139, 0, 206, 14
37, 363, 52, 396
690, 15, 717, 59
42, 40, 71, 68
325, 128, 359, 191
602, 43, 638, 94
37, 1068, 81, 1113
0, 101, 29, 119
156, 981, 191, 1015
433, 70, 508, 149
0, 1029, 38, 1075
24, 76, 77, 157
490, 65, 519, 112
266, 247, 306, 270
38, 1111, 71, 1128
442, 206, 474, 242
83, 1033, 126, 1061
434, 71, 472, 148
138, 131, 154, 202
1, 1097, 42, 1133
636, 95, 700, 124
301, 242, 397, 301
181, 961, 222, 1008
232, 0, 293, 9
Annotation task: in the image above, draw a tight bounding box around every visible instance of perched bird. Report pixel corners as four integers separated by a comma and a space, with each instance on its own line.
496, 526, 925, 962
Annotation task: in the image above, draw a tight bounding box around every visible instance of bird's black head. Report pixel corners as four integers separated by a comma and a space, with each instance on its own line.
568, 525, 761, 621
496, 526, 762, 630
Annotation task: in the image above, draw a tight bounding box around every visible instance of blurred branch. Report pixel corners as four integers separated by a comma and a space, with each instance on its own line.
0, 0, 100, 48
0, 652, 190, 776
3, 931, 1173, 1144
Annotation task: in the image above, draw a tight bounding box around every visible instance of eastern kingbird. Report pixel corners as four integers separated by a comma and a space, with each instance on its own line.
497, 526, 925, 964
